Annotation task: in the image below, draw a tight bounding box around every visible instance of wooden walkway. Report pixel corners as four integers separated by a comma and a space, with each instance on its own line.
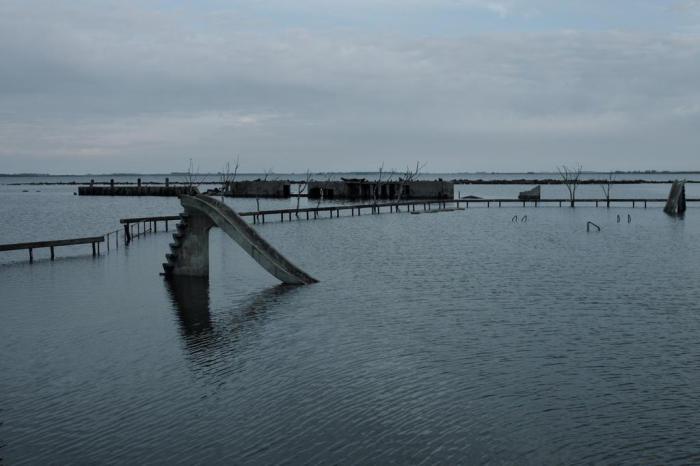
0, 236, 105, 263
3, 196, 696, 264
119, 197, 699, 229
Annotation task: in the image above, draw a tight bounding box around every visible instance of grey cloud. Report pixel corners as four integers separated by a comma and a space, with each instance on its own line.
0, 1, 699, 172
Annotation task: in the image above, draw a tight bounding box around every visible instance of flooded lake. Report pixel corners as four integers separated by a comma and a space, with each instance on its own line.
2, 177, 700, 464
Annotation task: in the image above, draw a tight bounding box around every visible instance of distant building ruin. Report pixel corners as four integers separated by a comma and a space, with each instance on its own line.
226, 180, 291, 198
225, 179, 454, 200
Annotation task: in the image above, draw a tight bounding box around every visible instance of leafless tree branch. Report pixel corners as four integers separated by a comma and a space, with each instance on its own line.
557, 164, 582, 207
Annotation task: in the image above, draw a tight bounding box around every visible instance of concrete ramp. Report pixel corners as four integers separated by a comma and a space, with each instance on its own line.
664, 180, 687, 216
162, 195, 317, 285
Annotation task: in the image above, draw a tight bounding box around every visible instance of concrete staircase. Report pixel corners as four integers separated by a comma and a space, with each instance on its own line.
162, 195, 317, 285
162, 213, 189, 275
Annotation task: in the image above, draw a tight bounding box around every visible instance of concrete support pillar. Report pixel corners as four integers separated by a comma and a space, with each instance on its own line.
171, 209, 214, 277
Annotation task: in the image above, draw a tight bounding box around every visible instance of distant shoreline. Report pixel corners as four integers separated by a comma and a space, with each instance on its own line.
4, 178, 699, 186
2, 170, 700, 178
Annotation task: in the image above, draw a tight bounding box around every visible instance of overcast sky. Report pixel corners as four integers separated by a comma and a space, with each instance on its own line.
1, 0, 699, 173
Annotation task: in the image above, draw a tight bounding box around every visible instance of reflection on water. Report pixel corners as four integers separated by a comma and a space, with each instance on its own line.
4, 204, 700, 464
165, 276, 213, 337
165, 275, 297, 360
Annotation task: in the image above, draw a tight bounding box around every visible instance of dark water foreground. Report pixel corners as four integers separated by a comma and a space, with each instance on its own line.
2, 205, 700, 464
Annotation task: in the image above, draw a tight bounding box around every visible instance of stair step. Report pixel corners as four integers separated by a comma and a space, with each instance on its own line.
176, 222, 187, 231
162, 263, 174, 274
169, 242, 181, 250
172, 233, 184, 241
166, 253, 178, 263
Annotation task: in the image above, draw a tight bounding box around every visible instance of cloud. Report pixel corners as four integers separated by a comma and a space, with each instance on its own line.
0, 1, 699, 172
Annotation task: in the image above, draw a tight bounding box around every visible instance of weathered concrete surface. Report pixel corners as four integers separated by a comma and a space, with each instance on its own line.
164, 195, 317, 285
307, 180, 453, 200
226, 181, 291, 198
79, 186, 197, 196
518, 185, 541, 201
664, 180, 687, 215
167, 211, 213, 276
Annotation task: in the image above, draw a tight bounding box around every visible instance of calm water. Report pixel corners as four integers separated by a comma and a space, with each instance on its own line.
2, 179, 700, 464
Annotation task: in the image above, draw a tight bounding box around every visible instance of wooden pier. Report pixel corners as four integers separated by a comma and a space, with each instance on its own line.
120, 215, 180, 243
3, 195, 696, 264
118, 197, 699, 230
0, 236, 105, 263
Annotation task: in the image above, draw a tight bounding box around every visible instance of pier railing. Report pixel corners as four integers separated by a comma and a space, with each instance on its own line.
120, 196, 700, 228
4, 196, 696, 263
0, 236, 105, 263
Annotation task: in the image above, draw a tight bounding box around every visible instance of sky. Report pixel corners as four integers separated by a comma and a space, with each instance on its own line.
1, 0, 699, 174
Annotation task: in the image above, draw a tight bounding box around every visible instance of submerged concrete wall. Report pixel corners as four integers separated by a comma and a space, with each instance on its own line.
226, 181, 291, 198
79, 186, 197, 196
307, 180, 453, 200
664, 180, 687, 215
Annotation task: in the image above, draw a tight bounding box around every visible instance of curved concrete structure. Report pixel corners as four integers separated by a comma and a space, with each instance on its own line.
163, 195, 317, 285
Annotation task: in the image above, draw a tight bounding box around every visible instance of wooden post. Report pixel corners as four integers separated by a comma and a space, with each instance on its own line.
498, 201, 501, 207
106, 233, 110, 252
97, 242, 100, 255
644, 201, 647, 208
29, 248, 33, 263
632, 200, 635, 208
115, 231, 118, 249
50, 246, 55, 260
262, 214, 265, 224
166, 220, 169, 231
92, 242, 96, 256
280, 213, 284, 222
165, 177, 170, 188
124, 224, 130, 244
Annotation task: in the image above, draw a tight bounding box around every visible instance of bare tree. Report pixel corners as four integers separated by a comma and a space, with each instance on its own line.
600, 171, 615, 208
184, 158, 206, 194
372, 163, 395, 213
256, 168, 274, 212
557, 164, 582, 207
219, 155, 240, 201
295, 170, 311, 218
395, 161, 426, 212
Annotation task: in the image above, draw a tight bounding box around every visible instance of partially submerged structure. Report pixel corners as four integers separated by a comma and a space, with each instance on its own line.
518, 185, 541, 201
307, 179, 454, 200
664, 180, 687, 215
162, 195, 317, 285
225, 180, 291, 198
225, 179, 453, 200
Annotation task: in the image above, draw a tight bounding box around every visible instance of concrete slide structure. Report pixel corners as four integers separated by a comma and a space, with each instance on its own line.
162, 195, 318, 285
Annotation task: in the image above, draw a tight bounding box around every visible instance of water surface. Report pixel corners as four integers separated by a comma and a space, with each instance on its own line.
1, 181, 700, 464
